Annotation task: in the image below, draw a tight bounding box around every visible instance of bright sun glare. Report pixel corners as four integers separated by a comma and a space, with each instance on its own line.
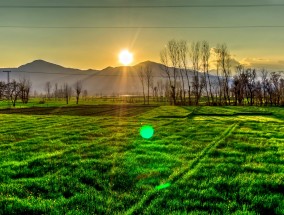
119, 50, 133, 66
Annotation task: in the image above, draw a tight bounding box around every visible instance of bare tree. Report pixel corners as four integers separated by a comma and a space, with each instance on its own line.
164, 80, 171, 102
255, 80, 263, 106
63, 83, 72, 104
233, 65, 245, 105
145, 66, 153, 105
160, 49, 173, 103
261, 69, 269, 105
138, 67, 146, 104
280, 78, 284, 105
176, 40, 187, 104
19, 78, 32, 104
160, 40, 179, 105
270, 72, 281, 105
0, 81, 6, 100
45, 81, 52, 100
190, 41, 203, 105
54, 83, 58, 101
178, 40, 192, 105
264, 74, 273, 105
201, 41, 213, 105
246, 68, 256, 106
156, 79, 164, 102
5, 80, 21, 107
216, 43, 231, 105
74, 80, 83, 104
214, 48, 222, 105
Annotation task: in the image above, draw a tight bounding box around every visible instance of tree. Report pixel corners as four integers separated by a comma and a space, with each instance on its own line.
5, 80, 21, 107
160, 40, 179, 105
261, 69, 269, 105
138, 67, 146, 104
137, 66, 153, 105
233, 65, 245, 105
255, 80, 263, 106
156, 79, 164, 102
74, 80, 83, 104
270, 72, 281, 105
0, 81, 6, 100
265, 78, 273, 105
63, 83, 72, 104
54, 83, 58, 100
145, 66, 153, 105
190, 41, 204, 105
19, 78, 32, 104
201, 40, 213, 105
176, 40, 187, 105
280, 78, 284, 105
45, 81, 52, 100
215, 43, 231, 105
178, 40, 192, 105
246, 68, 256, 106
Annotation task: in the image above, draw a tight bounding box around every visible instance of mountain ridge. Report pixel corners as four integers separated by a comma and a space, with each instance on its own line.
0, 59, 206, 95
17, 59, 162, 73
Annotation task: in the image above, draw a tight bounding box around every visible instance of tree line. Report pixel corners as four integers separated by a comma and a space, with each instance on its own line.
138, 39, 284, 106
0, 78, 32, 107
43, 81, 87, 104
0, 79, 87, 107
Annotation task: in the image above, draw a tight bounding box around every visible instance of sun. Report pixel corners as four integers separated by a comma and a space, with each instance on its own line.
119, 50, 133, 66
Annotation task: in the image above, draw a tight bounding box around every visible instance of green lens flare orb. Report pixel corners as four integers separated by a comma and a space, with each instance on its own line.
155, 182, 171, 190
140, 125, 154, 139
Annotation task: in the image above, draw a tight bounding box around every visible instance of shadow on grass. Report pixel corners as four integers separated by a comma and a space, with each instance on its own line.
0, 105, 158, 117
155, 112, 273, 119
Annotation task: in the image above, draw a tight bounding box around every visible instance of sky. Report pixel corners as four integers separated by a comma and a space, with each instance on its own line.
0, 0, 284, 71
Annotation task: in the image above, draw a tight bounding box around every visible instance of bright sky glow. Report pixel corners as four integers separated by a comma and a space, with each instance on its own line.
0, 0, 284, 70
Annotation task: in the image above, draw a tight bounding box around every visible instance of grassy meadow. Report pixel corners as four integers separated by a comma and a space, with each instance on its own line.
0, 104, 283, 214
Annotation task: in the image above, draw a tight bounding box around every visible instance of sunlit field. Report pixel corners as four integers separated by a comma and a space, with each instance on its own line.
0, 105, 283, 214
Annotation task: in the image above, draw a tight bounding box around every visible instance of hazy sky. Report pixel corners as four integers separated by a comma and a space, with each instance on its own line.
0, 0, 284, 70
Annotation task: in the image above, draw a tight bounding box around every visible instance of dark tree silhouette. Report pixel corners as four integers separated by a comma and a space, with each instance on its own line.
19, 78, 32, 104
74, 80, 83, 104
63, 83, 72, 104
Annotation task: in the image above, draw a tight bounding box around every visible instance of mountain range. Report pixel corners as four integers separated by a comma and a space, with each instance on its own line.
0, 60, 202, 95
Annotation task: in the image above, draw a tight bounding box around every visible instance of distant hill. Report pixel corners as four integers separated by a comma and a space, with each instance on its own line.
0, 59, 214, 95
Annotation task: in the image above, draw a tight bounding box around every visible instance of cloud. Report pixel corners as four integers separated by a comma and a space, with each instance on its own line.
239, 58, 284, 71
230, 58, 241, 68
208, 55, 241, 72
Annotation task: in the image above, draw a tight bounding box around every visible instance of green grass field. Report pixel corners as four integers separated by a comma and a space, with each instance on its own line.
0, 105, 283, 214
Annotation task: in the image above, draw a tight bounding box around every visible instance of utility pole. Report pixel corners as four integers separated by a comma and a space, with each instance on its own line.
3, 71, 11, 108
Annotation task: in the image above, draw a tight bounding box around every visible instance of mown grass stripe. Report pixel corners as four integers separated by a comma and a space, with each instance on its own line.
0, 151, 64, 168
125, 122, 239, 214
178, 123, 239, 183
169, 122, 239, 183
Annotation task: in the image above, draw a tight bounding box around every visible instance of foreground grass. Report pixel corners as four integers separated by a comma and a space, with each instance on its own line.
0, 106, 283, 214
140, 109, 284, 214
